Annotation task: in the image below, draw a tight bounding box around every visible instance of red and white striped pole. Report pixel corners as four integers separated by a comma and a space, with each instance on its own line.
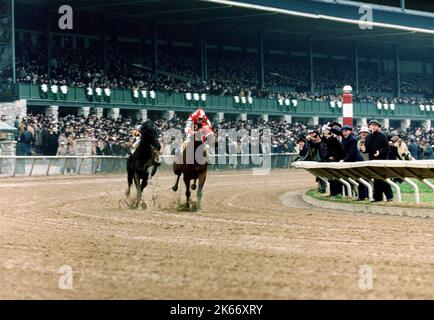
342, 85, 353, 127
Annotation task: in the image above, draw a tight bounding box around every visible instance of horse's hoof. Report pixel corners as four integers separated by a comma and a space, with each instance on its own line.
191, 202, 200, 211
141, 202, 147, 209
191, 184, 196, 190
172, 186, 178, 192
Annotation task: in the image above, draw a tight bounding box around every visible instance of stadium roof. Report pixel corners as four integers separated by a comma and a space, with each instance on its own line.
15, 0, 434, 58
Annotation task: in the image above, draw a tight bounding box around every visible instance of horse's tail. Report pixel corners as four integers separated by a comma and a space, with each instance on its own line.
126, 158, 133, 186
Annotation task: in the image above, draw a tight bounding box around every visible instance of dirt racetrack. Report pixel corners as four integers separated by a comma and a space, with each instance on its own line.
1, 168, 434, 300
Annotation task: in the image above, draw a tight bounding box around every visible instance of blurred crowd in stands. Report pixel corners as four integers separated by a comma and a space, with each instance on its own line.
5, 112, 434, 160
15, 40, 433, 105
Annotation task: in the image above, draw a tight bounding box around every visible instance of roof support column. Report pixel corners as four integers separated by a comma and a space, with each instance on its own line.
258, 30, 265, 90
354, 42, 359, 95
394, 46, 400, 97
432, 49, 434, 97
46, 10, 51, 78
101, 13, 107, 72
11, 0, 16, 84
152, 23, 158, 82
199, 26, 208, 82
308, 40, 314, 93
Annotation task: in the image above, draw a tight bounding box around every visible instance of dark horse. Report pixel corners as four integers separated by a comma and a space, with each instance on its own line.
172, 132, 210, 210
126, 121, 161, 209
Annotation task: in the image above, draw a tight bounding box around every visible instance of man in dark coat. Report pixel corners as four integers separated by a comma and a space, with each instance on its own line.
44, 129, 59, 156
408, 139, 420, 160
364, 120, 393, 202
341, 126, 364, 162
323, 129, 345, 197
295, 137, 309, 161
19, 126, 34, 156
305, 133, 330, 193
341, 126, 368, 200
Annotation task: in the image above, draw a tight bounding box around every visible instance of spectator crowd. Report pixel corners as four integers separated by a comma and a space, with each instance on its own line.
294, 119, 434, 202
5, 113, 434, 163
15, 40, 433, 106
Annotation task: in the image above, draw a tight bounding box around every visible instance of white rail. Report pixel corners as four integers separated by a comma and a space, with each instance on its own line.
0, 153, 299, 177
293, 160, 434, 204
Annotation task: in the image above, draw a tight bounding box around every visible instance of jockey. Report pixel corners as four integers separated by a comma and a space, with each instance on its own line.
130, 124, 142, 155
185, 108, 213, 143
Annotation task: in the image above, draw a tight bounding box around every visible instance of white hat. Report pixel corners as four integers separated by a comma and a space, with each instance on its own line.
359, 126, 370, 134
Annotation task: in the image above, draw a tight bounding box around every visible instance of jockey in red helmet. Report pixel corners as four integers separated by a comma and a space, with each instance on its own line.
185, 108, 214, 143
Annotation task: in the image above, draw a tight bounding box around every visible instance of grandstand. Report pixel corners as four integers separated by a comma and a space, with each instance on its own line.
0, 0, 433, 156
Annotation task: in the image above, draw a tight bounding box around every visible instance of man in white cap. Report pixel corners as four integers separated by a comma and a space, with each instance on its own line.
357, 126, 370, 161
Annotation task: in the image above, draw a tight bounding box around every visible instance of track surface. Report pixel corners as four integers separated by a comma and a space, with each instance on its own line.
1, 169, 433, 299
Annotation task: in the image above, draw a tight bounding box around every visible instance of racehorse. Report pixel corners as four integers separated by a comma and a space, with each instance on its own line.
126, 121, 161, 209
172, 131, 210, 210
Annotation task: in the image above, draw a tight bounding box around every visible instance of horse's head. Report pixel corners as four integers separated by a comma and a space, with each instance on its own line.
140, 120, 161, 154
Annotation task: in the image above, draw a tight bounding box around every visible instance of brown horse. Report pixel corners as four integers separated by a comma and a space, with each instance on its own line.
172, 132, 209, 210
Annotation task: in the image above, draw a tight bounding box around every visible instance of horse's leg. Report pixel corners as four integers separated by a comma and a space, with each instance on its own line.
125, 163, 133, 198
184, 175, 191, 208
140, 172, 149, 209
134, 174, 141, 209
151, 164, 158, 177
196, 172, 207, 209
172, 174, 181, 192
191, 178, 197, 190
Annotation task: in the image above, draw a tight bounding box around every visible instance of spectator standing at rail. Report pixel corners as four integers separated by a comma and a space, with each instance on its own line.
305, 132, 329, 193
34, 123, 44, 155
102, 137, 120, 172
389, 135, 413, 160
96, 139, 105, 155
44, 128, 59, 156
420, 140, 432, 160
364, 120, 393, 202
13, 116, 20, 131
19, 126, 34, 156
408, 139, 420, 160
66, 142, 76, 174
341, 126, 368, 200
357, 126, 370, 161
294, 137, 309, 161
56, 141, 67, 156
323, 129, 345, 197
